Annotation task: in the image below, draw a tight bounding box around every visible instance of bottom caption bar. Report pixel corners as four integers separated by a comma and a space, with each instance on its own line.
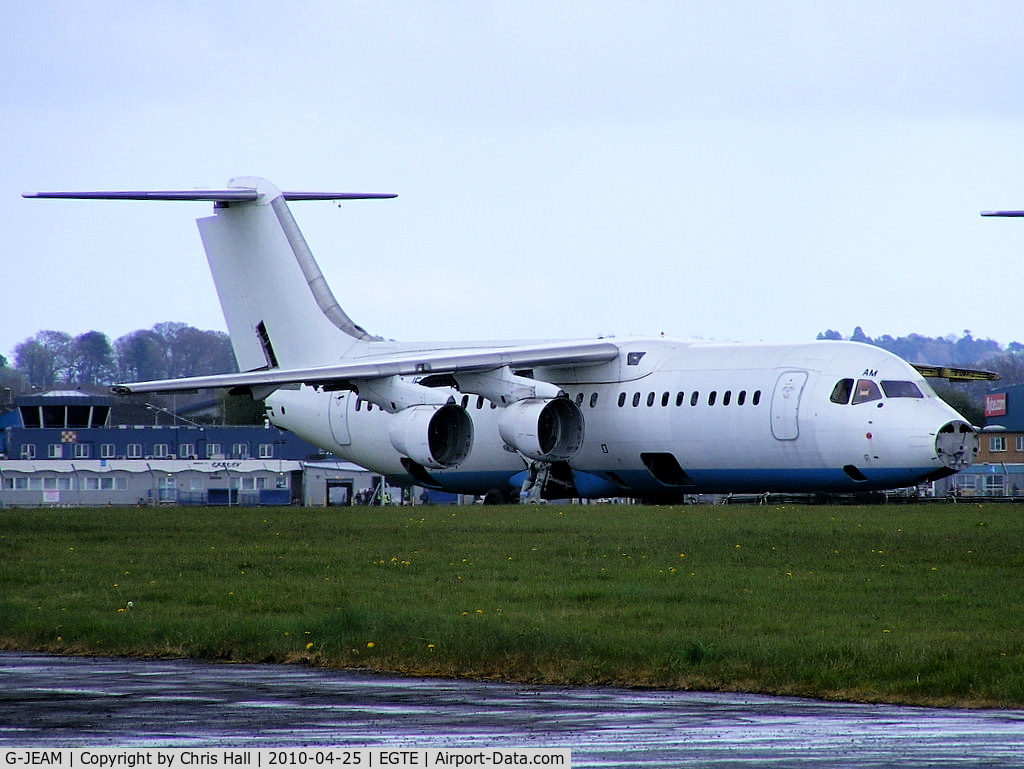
3, 749, 571, 768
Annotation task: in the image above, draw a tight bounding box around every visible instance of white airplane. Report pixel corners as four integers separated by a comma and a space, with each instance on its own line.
26, 177, 991, 502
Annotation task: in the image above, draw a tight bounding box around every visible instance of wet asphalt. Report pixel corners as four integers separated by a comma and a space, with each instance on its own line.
2, 652, 1024, 766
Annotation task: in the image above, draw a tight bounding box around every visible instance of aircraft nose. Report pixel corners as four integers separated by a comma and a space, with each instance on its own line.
935, 421, 978, 471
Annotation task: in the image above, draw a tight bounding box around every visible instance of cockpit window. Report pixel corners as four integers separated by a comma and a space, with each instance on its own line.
852, 379, 882, 405
830, 379, 853, 404
881, 380, 924, 398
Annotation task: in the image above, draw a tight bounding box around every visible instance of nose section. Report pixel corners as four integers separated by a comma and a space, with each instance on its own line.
935, 421, 978, 471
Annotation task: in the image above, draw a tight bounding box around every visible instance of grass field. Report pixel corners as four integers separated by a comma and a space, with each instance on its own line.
1, 502, 1022, 707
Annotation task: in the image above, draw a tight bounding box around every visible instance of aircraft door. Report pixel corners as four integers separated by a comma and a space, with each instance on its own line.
328, 391, 352, 446
771, 370, 807, 441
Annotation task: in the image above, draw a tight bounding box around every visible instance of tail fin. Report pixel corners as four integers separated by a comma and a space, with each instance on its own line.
198, 177, 394, 370
26, 177, 396, 372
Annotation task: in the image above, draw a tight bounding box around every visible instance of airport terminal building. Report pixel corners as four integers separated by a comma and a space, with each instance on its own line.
0, 390, 385, 507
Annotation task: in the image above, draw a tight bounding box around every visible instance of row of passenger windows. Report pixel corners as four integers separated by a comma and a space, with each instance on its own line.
615, 389, 762, 408
357, 390, 764, 411
830, 378, 924, 405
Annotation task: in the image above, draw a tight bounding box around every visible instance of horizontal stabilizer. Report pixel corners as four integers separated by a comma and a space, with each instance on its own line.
23, 189, 396, 202
913, 364, 1000, 382
981, 210, 1024, 217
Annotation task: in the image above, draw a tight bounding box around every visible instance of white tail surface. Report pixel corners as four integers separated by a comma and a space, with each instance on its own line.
196, 177, 379, 371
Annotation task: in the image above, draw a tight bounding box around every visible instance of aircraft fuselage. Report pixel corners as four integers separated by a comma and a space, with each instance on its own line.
267, 337, 976, 500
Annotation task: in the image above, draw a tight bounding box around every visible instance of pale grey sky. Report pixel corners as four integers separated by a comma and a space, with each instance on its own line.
3, 1, 1023, 360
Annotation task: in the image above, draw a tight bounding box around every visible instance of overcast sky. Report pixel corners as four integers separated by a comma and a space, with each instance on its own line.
3, 1, 1024, 362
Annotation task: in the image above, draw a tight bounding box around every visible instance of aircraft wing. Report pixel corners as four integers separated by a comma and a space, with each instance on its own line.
110, 340, 621, 395
912, 364, 1000, 382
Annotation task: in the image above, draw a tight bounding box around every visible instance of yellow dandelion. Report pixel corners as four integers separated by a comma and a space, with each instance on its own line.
366, 641, 375, 649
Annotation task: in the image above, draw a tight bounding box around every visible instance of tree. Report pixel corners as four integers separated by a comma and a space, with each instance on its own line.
14, 330, 73, 390
114, 329, 168, 382
850, 326, 872, 344
69, 330, 115, 385
153, 321, 235, 377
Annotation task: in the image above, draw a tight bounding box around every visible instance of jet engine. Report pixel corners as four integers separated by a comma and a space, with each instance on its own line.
498, 397, 584, 462
388, 403, 474, 469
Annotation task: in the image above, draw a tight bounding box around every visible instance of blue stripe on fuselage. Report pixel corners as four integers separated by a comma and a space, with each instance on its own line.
394, 466, 942, 498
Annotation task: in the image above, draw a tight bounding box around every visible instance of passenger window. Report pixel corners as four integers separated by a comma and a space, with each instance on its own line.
575, 392, 584, 407
618, 393, 626, 407
590, 393, 599, 408
737, 390, 746, 406
461, 394, 469, 409
881, 380, 924, 398
633, 392, 641, 407
752, 390, 761, 406
676, 392, 685, 406
476, 396, 485, 409
690, 391, 699, 406
723, 391, 731, 406
647, 392, 655, 407
830, 379, 854, 404
661, 392, 669, 407
708, 391, 717, 406
852, 379, 882, 405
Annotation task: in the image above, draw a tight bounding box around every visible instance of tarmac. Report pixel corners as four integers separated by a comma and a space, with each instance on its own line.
2, 652, 1024, 766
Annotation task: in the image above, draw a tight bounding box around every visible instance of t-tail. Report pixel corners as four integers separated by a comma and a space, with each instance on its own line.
24, 177, 395, 373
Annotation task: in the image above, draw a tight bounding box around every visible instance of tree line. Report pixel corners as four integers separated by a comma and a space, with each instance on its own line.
0, 322, 236, 395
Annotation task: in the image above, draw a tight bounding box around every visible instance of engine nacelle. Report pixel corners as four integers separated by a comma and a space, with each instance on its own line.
388, 404, 473, 469
498, 398, 584, 462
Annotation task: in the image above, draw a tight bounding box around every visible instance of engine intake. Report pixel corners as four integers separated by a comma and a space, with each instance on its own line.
498, 398, 584, 462
388, 403, 473, 469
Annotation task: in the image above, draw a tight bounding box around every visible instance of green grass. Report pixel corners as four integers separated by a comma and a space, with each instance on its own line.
1, 502, 1023, 707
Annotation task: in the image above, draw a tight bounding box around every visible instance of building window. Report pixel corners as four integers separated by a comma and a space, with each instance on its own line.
1016, 435, 1024, 453
259, 443, 274, 459
206, 443, 222, 458
983, 475, 1005, 496
74, 443, 91, 459
127, 443, 143, 459
20, 444, 36, 460
48, 444, 63, 459
990, 436, 1007, 453
100, 443, 116, 459
153, 443, 169, 458
180, 443, 195, 459
232, 443, 250, 459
